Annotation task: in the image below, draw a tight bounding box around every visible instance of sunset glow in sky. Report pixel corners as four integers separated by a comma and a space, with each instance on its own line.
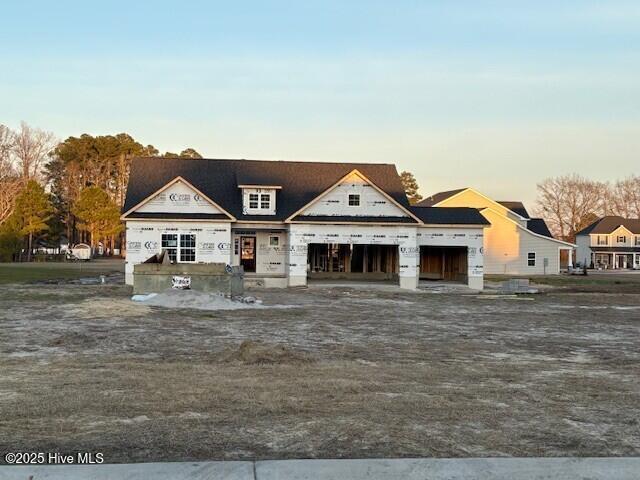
2, 1, 639, 206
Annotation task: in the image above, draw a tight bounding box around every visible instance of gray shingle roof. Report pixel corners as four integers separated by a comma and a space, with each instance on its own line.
575, 216, 640, 235
410, 206, 489, 225
415, 189, 466, 207
497, 201, 530, 219
527, 218, 554, 238
123, 157, 412, 222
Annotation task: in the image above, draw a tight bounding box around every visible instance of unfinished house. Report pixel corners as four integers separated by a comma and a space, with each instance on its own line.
121, 158, 489, 289
417, 187, 575, 275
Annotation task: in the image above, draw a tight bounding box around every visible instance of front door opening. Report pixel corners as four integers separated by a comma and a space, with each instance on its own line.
420, 246, 468, 283
240, 236, 256, 273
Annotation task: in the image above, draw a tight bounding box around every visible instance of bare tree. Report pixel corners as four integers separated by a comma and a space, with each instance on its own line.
534, 174, 607, 241
0, 124, 15, 182
0, 125, 20, 224
608, 175, 640, 218
11, 121, 56, 182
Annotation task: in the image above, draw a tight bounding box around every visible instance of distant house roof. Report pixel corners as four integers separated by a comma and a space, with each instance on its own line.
409, 207, 490, 225
497, 201, 530, 219
526, 218, 554, 238
123, 158, 412, 222
417, 190, 532, 219
575, 216, 640, 235
415, 189, 466, 207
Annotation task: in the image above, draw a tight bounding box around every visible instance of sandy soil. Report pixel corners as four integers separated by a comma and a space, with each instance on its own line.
0, 280, 639, 463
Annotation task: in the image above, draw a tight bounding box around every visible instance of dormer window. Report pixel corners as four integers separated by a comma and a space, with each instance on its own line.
240, 186, 279, 215
249, 193, 259, 209
348, 194, 360, 206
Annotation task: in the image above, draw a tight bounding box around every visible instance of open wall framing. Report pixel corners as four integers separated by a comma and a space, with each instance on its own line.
308, 243, 399, 280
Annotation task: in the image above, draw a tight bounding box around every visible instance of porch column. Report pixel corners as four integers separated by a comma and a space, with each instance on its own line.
398, 228, 419, 290
467, 239, 484, 291
288, 226, 308, 287
567, 248, 573, 268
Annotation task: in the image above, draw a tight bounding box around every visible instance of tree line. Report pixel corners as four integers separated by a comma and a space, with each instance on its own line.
0, 121, 202, 261
1, 121, 637, 260
534, 174, 640, 242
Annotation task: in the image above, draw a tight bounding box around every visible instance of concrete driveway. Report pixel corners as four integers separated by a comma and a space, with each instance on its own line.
2, 457, 640, 480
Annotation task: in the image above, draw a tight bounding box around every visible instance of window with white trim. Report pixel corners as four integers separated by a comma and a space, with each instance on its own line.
527, 252, 536, 267
161, 234, 178, 262
260, 193, 270, 209
179, 234, 196, 262
348, 194, 360, 206
269, 236, 279, 246
243, 188, 276, 215
596, 235, 608, 246
616, 235, 627, 243
161, 233, 196, 263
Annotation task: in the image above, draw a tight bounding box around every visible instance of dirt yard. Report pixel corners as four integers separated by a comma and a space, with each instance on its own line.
0, 268, 639, 463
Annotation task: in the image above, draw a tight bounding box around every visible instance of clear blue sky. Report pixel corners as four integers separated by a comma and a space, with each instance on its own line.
2, 1, 639, 206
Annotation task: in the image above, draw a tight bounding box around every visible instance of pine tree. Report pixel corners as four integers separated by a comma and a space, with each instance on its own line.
12, 180, 54, 261
73, 186, 123, 254
400, 171, 423, 204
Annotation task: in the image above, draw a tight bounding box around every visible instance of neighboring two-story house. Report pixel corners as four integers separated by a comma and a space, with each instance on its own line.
575, 216, 640, 269
417, 187, 575, 275
121, 158, 490, 290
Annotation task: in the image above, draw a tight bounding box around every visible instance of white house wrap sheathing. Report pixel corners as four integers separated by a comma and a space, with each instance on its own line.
124, 222, 485, 289
287, 224, 484, 289
124, 221, 231, 285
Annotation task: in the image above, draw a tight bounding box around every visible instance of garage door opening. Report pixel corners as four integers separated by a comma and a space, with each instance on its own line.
420, 246, 468, 283
307, 243, 398, 281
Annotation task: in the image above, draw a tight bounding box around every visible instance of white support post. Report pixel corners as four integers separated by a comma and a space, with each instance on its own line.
466, 233, 484, 291
287, 226, 308, 287
397, 228, 419, 290
398, 245, 419, 290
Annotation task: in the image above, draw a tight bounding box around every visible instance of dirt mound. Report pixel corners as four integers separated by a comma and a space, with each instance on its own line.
132, 289, 264, 310
221, 340, 314, 365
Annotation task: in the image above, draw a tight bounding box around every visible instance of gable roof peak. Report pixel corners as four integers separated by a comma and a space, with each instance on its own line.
415, 188, 468, 207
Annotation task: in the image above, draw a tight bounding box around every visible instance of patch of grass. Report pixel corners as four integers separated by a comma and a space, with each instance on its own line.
486, 273, 640, 293
0, 260, 123, 284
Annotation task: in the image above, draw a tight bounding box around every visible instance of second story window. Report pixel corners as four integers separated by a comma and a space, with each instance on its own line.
617, 235, 627, 243
636, 236, 640, 246
242, 188, 277, 215
597, 235, 607, 246
260, 193, 270, 209
348, 194, 360, 206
